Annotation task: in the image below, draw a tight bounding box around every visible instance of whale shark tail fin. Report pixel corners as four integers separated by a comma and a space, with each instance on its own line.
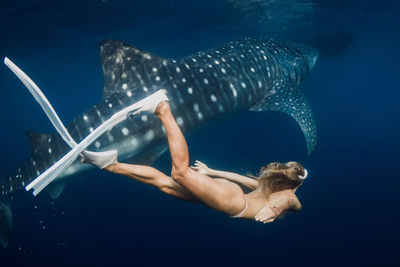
100, 40, 171, 99
0, 201, 12, 248
250, 82, 317, 155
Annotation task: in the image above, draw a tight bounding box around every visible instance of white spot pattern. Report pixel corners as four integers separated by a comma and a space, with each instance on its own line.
145, 130, 154, 140
176, 117, 184, 126
230, 83, 237, 97
131, 138, 138, 146
95, 141, 101, 148
121, 127, 129, 136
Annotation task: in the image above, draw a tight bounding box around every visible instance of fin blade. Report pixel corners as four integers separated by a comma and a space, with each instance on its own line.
47, 182, 66, 200
250, 83, 317, 154
0, 202, 12, 248
4, 57, 78, 149
100, 40, 170, 99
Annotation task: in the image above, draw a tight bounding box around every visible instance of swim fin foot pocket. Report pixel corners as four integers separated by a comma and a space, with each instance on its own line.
129, 89, 169, 117
81, 150, 118, 169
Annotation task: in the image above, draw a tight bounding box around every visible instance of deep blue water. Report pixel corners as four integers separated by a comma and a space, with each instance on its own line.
1, 0, 400, 266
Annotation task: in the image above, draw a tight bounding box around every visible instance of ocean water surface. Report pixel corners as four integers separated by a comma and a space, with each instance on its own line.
0, 0, 399, 266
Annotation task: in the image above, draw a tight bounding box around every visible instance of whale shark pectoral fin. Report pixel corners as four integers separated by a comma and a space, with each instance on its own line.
47, 182, 66, 200
250, 83, 317, 155
100, 40, 171, 99
0, 202, 12, 248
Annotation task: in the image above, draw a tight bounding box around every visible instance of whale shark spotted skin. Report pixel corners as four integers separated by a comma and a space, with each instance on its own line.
0, 38, 318, 244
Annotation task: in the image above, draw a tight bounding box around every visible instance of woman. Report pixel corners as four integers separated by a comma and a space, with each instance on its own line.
82, 91, 308, 223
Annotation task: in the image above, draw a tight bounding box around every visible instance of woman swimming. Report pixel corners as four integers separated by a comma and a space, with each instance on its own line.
82, 91, 308, 223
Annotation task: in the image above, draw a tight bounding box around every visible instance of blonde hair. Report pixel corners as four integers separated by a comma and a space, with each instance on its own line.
256, 161, 306, 198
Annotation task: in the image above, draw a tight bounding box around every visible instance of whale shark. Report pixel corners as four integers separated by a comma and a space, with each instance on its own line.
0, 37, 318, 247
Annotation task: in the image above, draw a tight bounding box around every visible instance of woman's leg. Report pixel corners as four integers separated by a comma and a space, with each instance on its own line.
155, 102, 246, 216
105, 162, 198, 202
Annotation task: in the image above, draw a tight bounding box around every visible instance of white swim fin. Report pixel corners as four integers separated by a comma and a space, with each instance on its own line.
25, 89, 168, 196
81, 150, 118, 169
128, 89, 168, 117
4, 57, 120, 170
4, 57, 77, 148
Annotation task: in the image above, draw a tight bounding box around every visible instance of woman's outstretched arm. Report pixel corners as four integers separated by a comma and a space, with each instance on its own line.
191, 161, 259, 190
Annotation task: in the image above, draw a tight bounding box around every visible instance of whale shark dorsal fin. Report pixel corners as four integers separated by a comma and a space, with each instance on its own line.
100, 40, 171, 99
25, 131, 52, 152
250, 83, 317, 154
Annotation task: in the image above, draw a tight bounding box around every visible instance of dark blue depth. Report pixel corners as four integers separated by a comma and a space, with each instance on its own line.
0, 0, 399, 266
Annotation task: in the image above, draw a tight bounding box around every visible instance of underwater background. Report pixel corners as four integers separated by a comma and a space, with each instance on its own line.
0, 0, 399, 266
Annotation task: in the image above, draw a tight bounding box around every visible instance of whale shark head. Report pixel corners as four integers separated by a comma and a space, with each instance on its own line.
295, 43, 319, 71
270, 41, 319, 86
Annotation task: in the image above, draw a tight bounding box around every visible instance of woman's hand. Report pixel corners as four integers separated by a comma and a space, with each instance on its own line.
255, 206, 279, 224
190, 160, 211, 175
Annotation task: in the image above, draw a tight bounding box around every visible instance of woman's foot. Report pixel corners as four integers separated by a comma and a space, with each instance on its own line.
130, 89, 169, 116
154, 101, 170, 117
